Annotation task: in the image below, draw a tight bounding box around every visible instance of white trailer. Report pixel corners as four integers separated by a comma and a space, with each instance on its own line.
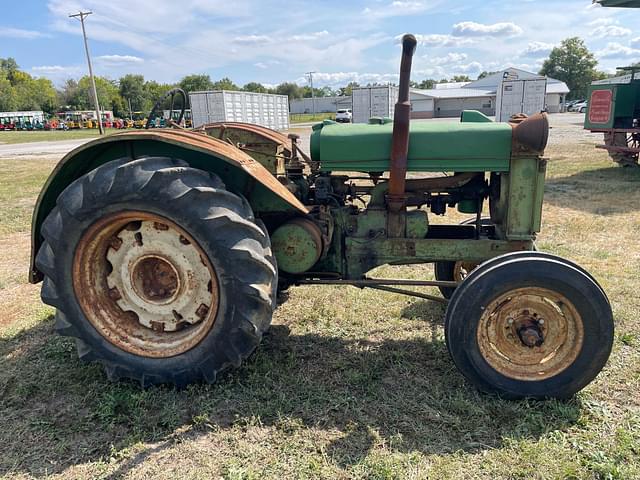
352, 86, 399, 124
189, 90, 289, 130
495, 74, 547, 122
0, 110, 45, 123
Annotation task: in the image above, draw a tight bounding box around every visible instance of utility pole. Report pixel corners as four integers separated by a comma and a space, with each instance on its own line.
70, 11, 104, 135
306, 71, 316, 116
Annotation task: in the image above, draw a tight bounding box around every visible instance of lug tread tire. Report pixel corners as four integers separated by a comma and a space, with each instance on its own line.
36, 156, 276, 386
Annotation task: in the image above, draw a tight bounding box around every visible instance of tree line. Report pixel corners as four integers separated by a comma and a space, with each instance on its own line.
0, 37, 621, 116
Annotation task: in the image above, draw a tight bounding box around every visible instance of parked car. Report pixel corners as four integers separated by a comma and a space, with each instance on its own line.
567, 100, 586, 112
335, 108, 352, 123
572, 101, 588, 113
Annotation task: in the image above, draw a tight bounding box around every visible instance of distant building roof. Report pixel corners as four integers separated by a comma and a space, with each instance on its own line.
411, 88, 495, 99
434, 81, 471, 90
412, 67, 570, 99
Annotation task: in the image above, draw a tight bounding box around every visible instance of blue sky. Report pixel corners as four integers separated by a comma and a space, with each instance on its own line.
1, 0, 639, 88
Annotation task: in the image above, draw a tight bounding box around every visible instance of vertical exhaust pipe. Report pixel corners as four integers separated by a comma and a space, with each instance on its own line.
387, 33, 417, 237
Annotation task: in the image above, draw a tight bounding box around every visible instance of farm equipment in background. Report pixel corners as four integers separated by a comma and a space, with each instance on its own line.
29, 34, 614, 399
101, 113, 113, 129
132, 112, 147, 128
584, 69, 640, 167
0, 117, 15, 131
65, 113, 85, 129
585, 0, 640, 166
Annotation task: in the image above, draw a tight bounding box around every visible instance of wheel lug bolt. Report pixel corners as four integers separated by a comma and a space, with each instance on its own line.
507, 317, 514, 325
538, 319, 545, 325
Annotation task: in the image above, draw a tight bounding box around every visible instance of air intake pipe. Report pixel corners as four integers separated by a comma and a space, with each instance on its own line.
387, 33, 417, 237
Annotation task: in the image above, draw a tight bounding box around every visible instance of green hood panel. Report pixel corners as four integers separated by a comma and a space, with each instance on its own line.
311, 120, 513, 172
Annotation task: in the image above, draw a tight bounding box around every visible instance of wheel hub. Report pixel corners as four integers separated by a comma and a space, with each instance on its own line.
476, 288, 584, 381
106, 220, 213, 332
73, 210, 220, 358
131, 255, 180, 303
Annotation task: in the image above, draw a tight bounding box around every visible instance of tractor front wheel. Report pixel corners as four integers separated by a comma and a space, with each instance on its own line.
444, 252, 613, 399
36, 157, 276, 386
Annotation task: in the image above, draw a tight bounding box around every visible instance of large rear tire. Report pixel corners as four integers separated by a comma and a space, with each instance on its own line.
445, 252, 613, 399
36, 156, 276, 386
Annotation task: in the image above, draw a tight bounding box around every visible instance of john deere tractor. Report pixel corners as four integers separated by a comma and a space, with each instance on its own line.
30, 35, 613, 398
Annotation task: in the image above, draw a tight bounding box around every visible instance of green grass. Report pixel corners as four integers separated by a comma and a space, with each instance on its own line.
0, 129, 119, 144
290, 113, 336, 124
0, 130, 639, 478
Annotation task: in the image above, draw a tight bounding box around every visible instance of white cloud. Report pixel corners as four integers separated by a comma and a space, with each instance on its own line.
233, 34, 272, 45
523, 42, 554, 57
591, 25, 631, 39
452, 21, 523, 38
363, 1, 432, 19
411, 34, 475, 47
425, 53, 468, 65
455, 61, 483, 74
597, 42, 640, 59
587, 18, 614, 27
289, 31, 329, 42
632, 37, 640, 48
96, 55, 144, 65
31, 65, 84, 83
296, 71, 399, 87
32, 65, 74, 73
253, 60, 281, 69
0, 27, 49, 39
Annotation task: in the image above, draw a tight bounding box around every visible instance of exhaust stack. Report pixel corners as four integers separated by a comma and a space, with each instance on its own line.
387, 33, 417, 237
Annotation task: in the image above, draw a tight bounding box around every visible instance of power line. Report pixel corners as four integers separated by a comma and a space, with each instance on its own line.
70, 11, 104, 135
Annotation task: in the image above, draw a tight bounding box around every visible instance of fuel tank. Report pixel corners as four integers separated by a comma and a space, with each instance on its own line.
310, 117, 513, 172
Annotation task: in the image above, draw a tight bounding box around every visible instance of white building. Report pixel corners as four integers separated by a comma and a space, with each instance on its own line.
410, 68, 570, 119
289, 96, 352, 114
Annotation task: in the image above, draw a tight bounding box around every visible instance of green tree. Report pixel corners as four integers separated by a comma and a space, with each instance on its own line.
339, 81, 360, 96
540, 37, 601, 100
0, 57, 19, 83
477, 71, 498, 80
59, 79, 82, 110
243, 82, 267, 93
451, 75, 471, 82
212, 77, 238, 91
274, 82, 302, 102
417, 79, 436, 89
0, 73, 17, 111
301, 86, 327, 98
77, 76, 124, 116
10, 70, 58, 113
178, 74, 214, 94
142, 80, 181, 114
119, 74, 146, 111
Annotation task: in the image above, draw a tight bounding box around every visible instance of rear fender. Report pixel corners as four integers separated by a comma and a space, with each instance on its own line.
29, 129, 307, 283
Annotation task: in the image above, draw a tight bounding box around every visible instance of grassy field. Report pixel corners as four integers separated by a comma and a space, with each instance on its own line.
290, 113, 336, 123
0, 131, 639, 479
0, 129, 120, 144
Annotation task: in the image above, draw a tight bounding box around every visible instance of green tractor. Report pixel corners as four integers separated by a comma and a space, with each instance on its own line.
585, 0, 640, 166
30, 35, 613, 399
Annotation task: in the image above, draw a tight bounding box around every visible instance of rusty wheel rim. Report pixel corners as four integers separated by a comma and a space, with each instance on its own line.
476, 287, 584, 381
73, 211, 219, 358
453, 261, 477, 282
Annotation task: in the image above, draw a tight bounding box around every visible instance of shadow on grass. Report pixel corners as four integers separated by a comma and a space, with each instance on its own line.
0, 313, 582, 477
545, 165, 640, 214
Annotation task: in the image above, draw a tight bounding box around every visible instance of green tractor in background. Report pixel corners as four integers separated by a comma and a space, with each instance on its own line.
29, 35, 614, 399
584, 0, 640, 166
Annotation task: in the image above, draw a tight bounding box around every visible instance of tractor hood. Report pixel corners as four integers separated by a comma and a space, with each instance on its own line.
310, 113, 548, 173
